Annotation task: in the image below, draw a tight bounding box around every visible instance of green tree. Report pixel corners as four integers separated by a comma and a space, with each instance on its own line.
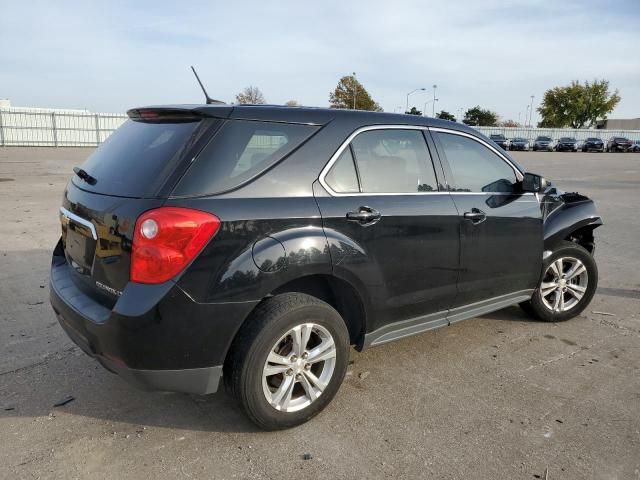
284, 100, 300, 106
235, 86, 266, 104
462, 106, 498, 126
405, 106, 422, 115
436, 110, 456, 121
329, 75, 383, 111
537, 80, 620, 128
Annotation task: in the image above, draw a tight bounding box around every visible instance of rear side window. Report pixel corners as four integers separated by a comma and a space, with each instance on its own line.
434, 132, 518, 193
173, 120, 318, 196
324, 148, 359, 193
75, 119, 201, 197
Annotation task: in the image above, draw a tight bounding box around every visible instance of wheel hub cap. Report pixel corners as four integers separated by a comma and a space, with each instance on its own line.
262, 323, 337, 413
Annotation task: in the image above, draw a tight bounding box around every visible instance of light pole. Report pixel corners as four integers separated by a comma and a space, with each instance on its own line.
406, 88, 426, 113
525, 105, 530, 127
458, 108, 464, 123
529, 95, 535, 127
432, 84, 438, 117
423, 99, 439, 117
352, 72, 357, 110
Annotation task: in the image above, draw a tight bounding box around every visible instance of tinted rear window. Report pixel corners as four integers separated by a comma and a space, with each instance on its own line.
173, 120, 318, 196
74, 119, 200, 197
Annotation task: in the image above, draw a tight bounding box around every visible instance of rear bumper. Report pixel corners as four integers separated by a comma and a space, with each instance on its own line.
50, 252, 258, 395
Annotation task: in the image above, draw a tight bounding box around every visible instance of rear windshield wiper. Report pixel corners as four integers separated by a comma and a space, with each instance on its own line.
73, 166, 97, 185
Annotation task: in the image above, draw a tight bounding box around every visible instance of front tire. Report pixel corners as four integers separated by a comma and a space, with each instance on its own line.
225, 293, 350, 430
521, 241, 598, 322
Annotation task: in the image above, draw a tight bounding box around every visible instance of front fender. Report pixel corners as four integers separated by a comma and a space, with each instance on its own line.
543, 194, 603, 252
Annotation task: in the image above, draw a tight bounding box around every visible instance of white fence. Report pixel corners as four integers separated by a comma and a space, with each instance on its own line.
0, 109, 127, 147
1, 107, 639, 147
474, 126, 640, 142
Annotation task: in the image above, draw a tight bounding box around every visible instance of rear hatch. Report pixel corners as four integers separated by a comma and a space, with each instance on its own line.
58, 107, 225, 307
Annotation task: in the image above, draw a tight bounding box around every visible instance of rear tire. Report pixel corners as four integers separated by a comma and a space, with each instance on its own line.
225, 293, 350, 430
520, 241, 598, 322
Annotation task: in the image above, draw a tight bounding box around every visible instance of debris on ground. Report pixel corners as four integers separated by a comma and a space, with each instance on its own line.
302, 453, 313, 460
358, 371, 370, 380
592, 311, 615, 316
53, 396, 75, 407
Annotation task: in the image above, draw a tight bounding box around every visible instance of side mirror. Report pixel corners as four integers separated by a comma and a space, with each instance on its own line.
522, 172, 548, 193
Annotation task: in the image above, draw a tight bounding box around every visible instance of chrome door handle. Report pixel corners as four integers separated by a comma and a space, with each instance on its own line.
346, 206, 381, 226
463, 208, 486, 224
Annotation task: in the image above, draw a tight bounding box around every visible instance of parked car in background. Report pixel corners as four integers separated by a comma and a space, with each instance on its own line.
581, 137, 604, 152
49, 105, 602, 430
489, 133, 508, 150
509, 137, 529, 151
555, 137, 578, 152
606, 137, 632, 152
629, 140, 640, 152
532, 136, 553, 151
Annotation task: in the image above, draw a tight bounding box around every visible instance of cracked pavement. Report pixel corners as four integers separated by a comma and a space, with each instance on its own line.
1, 147, 639, 479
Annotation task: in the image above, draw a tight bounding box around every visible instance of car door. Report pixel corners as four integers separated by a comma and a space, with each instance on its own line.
314, 126, 460, 334
429, 128, 542, 315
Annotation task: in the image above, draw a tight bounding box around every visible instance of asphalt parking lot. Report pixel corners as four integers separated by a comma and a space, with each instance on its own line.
1, 147, 639, 480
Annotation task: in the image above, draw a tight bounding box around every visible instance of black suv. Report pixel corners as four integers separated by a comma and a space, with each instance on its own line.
582, 137, 604, 152
50, 105, 602, 430
555, 137, 578, 152
606, 136, 632, 152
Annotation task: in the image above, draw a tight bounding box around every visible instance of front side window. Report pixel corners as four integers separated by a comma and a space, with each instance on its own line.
434, 132, 518, 193
324, 129, 439, 194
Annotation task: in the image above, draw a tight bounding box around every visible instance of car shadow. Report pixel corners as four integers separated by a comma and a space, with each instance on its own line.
1, 350, 262, 433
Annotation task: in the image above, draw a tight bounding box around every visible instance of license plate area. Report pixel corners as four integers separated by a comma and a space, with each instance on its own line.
60, 210, 97, 275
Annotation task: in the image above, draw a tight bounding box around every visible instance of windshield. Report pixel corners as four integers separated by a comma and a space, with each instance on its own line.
560, 137, 576, 142
586, 138, 600, 141
614, 137, 629, 141
490, 134, 505, 140
536, 136, 552, 141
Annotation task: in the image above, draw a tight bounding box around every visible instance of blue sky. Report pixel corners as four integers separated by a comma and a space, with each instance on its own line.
1, 0, 638, 122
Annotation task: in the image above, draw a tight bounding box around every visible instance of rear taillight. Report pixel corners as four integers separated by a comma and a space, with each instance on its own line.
131, 207, 220, 284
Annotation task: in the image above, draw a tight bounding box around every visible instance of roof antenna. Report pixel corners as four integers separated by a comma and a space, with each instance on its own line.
190, 66, 225, 105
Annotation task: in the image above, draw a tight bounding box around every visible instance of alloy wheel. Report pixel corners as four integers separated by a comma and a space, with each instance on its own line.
262, 323, 337, 412
540, 256, 589, 312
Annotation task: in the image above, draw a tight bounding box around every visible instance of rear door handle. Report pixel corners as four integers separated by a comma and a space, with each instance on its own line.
463, 208, 486, 224
346, 206, 381, 226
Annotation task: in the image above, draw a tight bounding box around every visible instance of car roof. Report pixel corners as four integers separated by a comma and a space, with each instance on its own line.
133, 103, 479, 133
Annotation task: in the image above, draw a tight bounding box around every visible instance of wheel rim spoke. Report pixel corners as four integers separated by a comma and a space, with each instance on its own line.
267, 351, 291, 368
303, 370, 327, 392
264, 364, 290, 376
300, 323, 313, 355
271, 375, 295, 410
291, 326, 303, 357
299, 372, 318, 401
540, 282, 557, 296
307, 338, 336, 364
553, 290, 562, 311
566, 263, 586, 280
567, 283, 586, 300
